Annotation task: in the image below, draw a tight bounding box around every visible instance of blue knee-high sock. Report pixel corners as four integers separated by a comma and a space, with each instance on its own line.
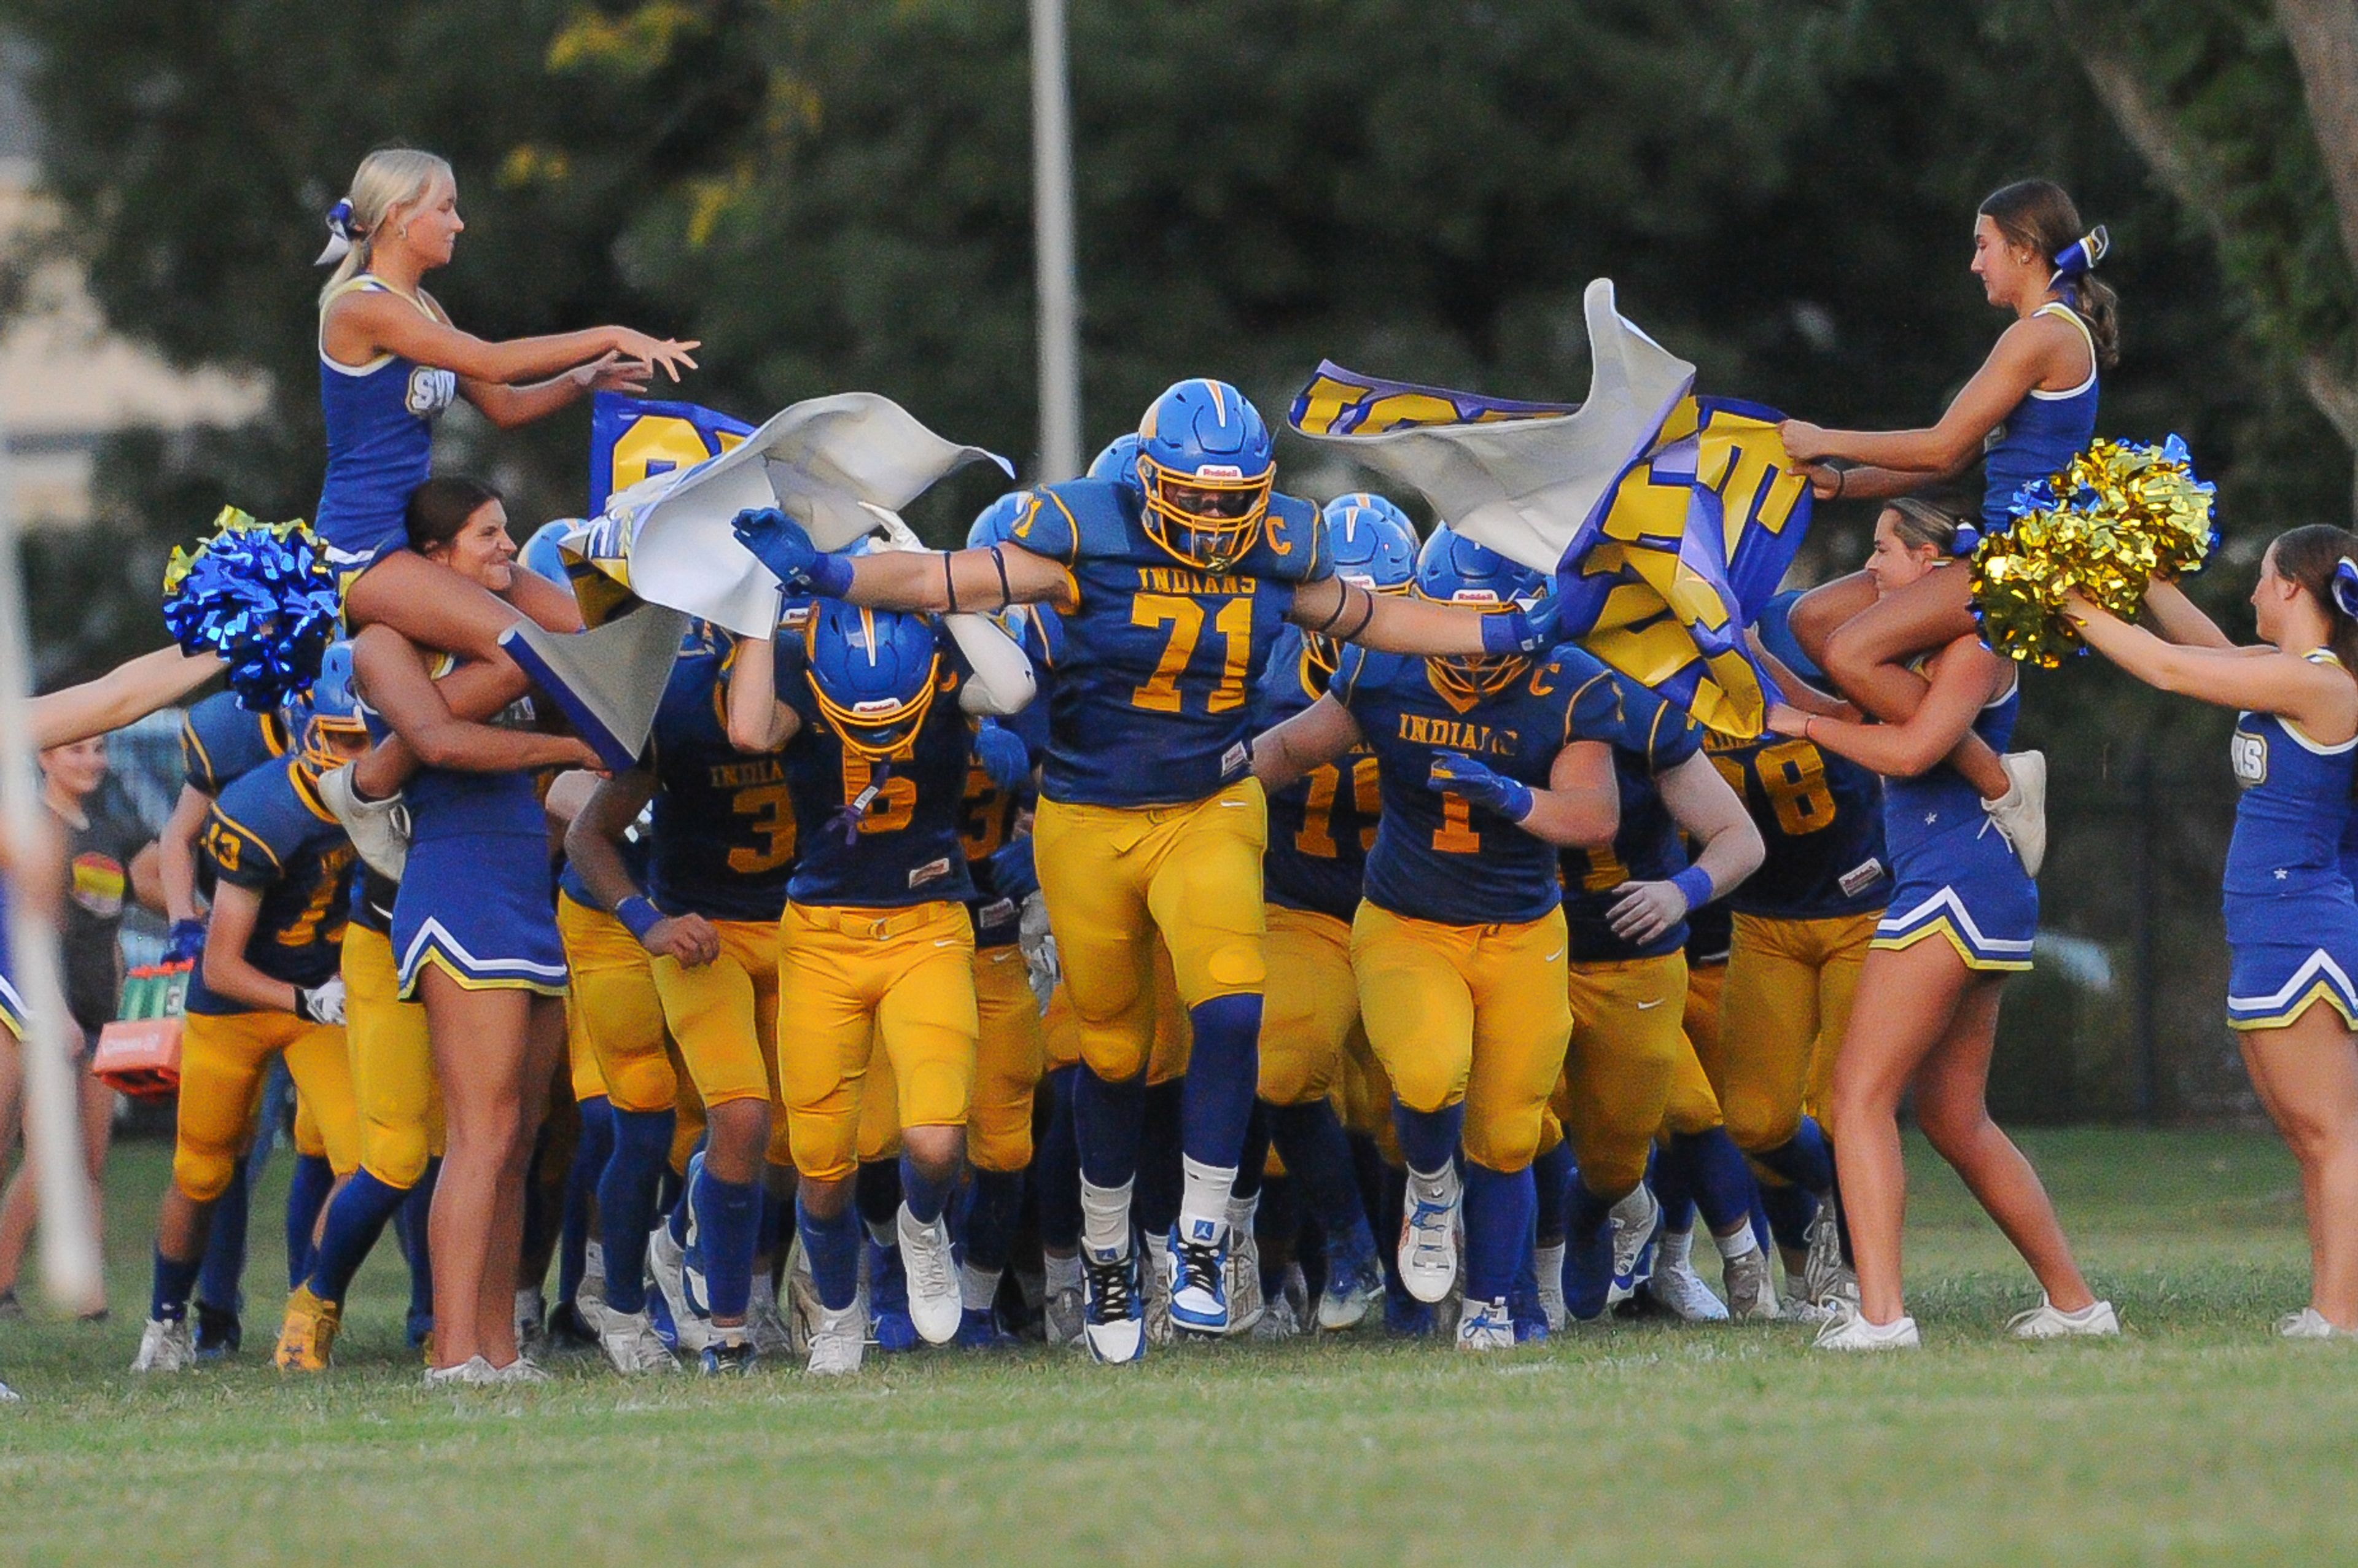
966, 1168, 1026, 1275
900, 1152, 955, 1227
1759, 1179, 1818, 1254
1135, 1080, 1185, 1234
284, 1154, 335, 1290
304, 1169, 411, 1305
1269, 1101, 1374, 1253
760, 1175, 790, 1261
1232, 1100, 1271, 1201
1753, 1115, 1834, 1193
559, 1096, 614, 1310
151, 1245, 204, 1322
1562, 1178, 1621, 1321
796, 1197, 861, 1313
398, 1160, 438, 1329
690, 1165, 761, 1322
599, 1109, 674, 1315
1462, 1163, 1536, 1303
195, 1155, 251, 1314
1074, 1065, 1147, 1192
1391, 1100, 1466, 1178
1672, 1128, 1759, 1235
664, 1133, 706, 1245
1039, 1067, 1083, 1251
1180, 995, 1262, 1169
1651, 1139, 1696, 1233
1531, 1139, 1575, 1244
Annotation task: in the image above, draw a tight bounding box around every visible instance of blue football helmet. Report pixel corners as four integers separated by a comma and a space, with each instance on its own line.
520, 519, 577, 587
1305, 492, 1420, 679
1415, 526, 1549, 705
967, 491, 1033, 550
1088, 434, 1143, 491
1134, 379, 1274, 573
802, 599, 945, 762
299, 640, 371, 769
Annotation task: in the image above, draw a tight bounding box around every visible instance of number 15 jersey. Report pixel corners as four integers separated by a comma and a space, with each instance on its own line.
1006, 477, 1331, 809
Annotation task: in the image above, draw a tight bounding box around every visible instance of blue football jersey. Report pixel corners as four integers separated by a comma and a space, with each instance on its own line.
1703, 730, 1889, 920
1335, 643, 1624, 927
779, 632, 979, 910
997, 602, 1062, 762
1006, 478, 1331, 809
189, 756, 357, 1012
645, 645, 797, 923
180, 691, 293, 796
1559, 672, 1706, 963
1257, 626, 1379, 922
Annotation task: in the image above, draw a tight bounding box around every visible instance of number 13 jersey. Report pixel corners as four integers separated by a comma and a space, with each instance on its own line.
1006, 477, 1330, 809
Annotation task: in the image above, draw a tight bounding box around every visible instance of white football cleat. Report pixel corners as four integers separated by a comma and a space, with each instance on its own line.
1221, 1199, 1264, 1338
1081, 1244, 1147, 1365
1983, 750, 2047, 877
2008, 1297, 2120, 1340
424, 1355, 500, 1387
597, 1307, 679, 1375
489, 1354, 553, 1384
1167, 1219, 1232, 1338
575, 1241, 609, 1335
784, 1237, 820, 1356
897, 1204, 962, 1346
646, 1220, 710, 1354
1606, 1186, 1660, 1305
317, 764, 410, 880
1812, 1303, 1920, 1351
1802, 1208, 1856, 1307
1455, 1295, 1516, 1351
1398, 1166, 1464, 1305
1644, 1247, 1730, 1322
2278, 1307, 2357, 1341
0, 1378, 18, 1403
1722, 1248, 1781, 1322
1780, 1292, 1840, 1325
1142, 1232, 1175, 1347
807, 1302, 867, 1375
1043, 1254, 1086, 1349
132, 1316, 195, 1373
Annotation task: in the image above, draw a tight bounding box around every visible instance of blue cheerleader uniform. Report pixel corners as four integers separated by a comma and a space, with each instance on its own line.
391, 700, 567, 1001
1974, 301, 2099, 546
0, 875, 21, 1039
1869, 675, 2036, 971
2224, 651, 2358, 1031
314, 275, 457, 577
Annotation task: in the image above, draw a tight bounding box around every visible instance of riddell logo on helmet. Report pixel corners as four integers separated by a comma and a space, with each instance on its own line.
851, 698, 903, 716
1194, 465, 1245, 480
1451, 589, 1503, 604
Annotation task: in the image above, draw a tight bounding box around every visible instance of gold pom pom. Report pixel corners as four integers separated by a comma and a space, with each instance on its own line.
1969, 436, 2217, 668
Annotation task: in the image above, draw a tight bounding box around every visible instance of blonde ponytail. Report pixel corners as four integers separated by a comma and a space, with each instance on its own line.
316, 148, 454, 308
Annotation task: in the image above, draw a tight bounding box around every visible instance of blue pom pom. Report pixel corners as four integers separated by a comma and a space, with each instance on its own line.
161, 508, 343, 712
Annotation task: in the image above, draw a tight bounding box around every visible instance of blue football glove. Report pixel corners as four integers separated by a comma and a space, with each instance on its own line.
1479, 590, 1564, 657
165, 918, 206, 966
987, 835, 1040, 903
731, 507, 855, 597
1428, 752, 1535, 823
973, 718, 1031, 793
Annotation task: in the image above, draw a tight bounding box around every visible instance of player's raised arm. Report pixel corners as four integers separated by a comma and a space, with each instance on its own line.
1285, 572, 1560, 659
733, 508, 1076, 616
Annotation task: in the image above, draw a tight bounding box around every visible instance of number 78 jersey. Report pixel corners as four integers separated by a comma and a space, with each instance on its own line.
1006, 476, 1331, 808
1702, 729, 1888, 919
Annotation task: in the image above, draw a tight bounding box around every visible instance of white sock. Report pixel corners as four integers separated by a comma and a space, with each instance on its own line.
582, 1240, 606, 1290
1407, 1162, 1460, 1209
749, 1273, 778, 1312
865, 1216, 896, 1250
1080, 1177, 1134, 1257
1609, 1186, 1654, 1226
1657, 1227, 1695, 1269
1713, 1224, 1761, 1262
1226, 1188, 1259, 1237
1535, 1243, 1566, 1288
1145, 1229, 1172, 1281
1178, 1155, 1236, 1243
1044, 1250, 1084, 1295
959, 1261, 1002, 1313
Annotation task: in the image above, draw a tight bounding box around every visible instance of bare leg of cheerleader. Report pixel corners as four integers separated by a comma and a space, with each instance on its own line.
422, 974, 532, 1370
1794, 569, 2014, 801
2239, 1009, 2358, 1329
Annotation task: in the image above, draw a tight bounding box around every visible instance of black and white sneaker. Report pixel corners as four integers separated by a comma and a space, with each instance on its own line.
1081, 1244, 1146, 1364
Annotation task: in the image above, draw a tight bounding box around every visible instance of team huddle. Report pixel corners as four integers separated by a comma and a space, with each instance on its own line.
11, 146, 2358, 1395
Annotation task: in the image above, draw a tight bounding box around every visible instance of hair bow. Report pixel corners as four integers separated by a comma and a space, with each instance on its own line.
313, 198, 359, 268
2330, 557, 2358, 621
2052, 225, 2109, 280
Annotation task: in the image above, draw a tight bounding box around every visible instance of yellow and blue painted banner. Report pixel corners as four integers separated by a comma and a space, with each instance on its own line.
590, 392, 755, 514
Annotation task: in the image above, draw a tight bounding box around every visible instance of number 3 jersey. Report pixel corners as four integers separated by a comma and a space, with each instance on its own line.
189, 755, 358, 1015
1255, 626, 1379, 922
1005, 476, 1331, 809
1334, 643, 1630, 928
777, 627, 989, 910
645, 639, 798, 923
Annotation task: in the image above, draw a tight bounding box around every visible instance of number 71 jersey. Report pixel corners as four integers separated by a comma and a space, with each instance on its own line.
1006, 476, 1331, 808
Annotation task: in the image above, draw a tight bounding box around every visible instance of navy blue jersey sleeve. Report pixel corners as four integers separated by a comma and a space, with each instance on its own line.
1006, 486, 1081, 567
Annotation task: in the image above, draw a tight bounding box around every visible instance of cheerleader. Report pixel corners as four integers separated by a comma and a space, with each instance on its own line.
1780, 180, 2118, 873
1766, 498, 2112, 1349
351, 478, 602, 1383
2071, 529, 2358, 1337
308, 149, 694, 863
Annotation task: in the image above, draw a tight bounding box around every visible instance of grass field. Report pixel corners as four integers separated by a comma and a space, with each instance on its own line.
0, 1128, 2351, 1566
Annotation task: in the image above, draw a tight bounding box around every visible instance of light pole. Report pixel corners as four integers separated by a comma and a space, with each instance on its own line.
1030, 0, 1082, 481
